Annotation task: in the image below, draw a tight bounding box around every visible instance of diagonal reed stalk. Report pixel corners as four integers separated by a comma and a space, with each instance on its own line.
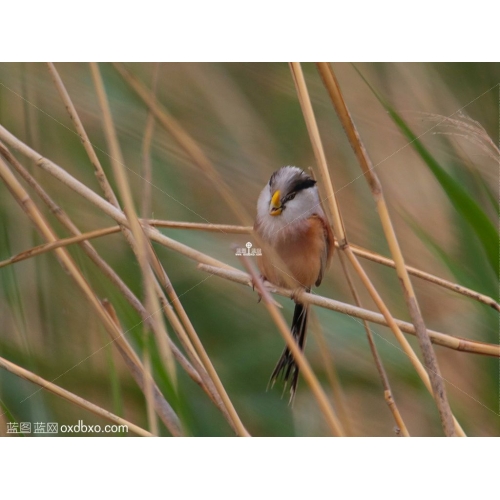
0, 142, 211, 399
316, 62, 465, 436
309, 166, 409, 435
0, 123, 232, 266
308, 312, 354, 435
0, 114, 496, 434
0, 101, 250, 436
197, 265, 500, 357
46, 63, 121, 208
0, 155, 181, 436
290, 62, 464, 436
1, 218, 496, 311
89, 62, 177, 429
4, 62, 493, 436
0, 355, 153, 437
117, 64, 309, 289
239, 257, 345, 436
112, 62, 252, 226
111, 62, 301, 292
91, 62, 249, 436
0, 130, 496, 360
141, 62, 159, 221
47, 63, 164, 434
337, 251, 410, 436
43, 64, 250, 436
141, 62, 160, 435
0, 144, 243, 434
0, 138, 496, 360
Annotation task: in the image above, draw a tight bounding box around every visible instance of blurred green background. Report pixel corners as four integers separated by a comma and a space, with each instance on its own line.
0, 62, 498, 436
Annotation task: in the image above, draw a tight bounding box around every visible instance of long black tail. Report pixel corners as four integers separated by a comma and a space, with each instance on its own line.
269, 301, 309, 402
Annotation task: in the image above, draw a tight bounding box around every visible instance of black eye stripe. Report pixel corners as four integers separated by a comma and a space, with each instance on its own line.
290, 177, 316, 193
267, 167, 316, 195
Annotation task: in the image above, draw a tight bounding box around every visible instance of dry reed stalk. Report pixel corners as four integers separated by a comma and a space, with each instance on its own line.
0, 355, 153, 437
91, 63, 249, 436
346, 246, 465, 436
308, 166, 408, 435
348, 243, 500, 312
46, 63, 121, 208
1, 124, 496, 372
0, 155, 181, 435
141, 62, 160, 220
2, 216, 496, 311
102, 300, 159, 435
316, 61, 460, 436
289, 63, 347, 245
141, 62, 161, 436
50, 61, 171, 433
0, 131, 495, 360
149, 220, 253, 234
197, 265, 499, 358
90, 61, 177, 391
151, 276, 251, 436
0, 125, 252, 435
337, 251, 410, 436
0, 178, 494, 356
0, 142, 208, 395
2, 213, 497, 311
308, 313, 354, 435
0, 226, 120, 268
152, 219, 498, 311
110, 63, 299, 290
290, 62, 463, 436
239, 258, 345, 436
112, 62, 252, 226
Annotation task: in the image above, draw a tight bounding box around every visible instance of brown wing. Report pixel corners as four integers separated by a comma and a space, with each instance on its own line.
314, 214, 335, 287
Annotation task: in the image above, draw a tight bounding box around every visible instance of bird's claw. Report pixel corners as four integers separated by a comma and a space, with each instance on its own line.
251, 275, 282, 308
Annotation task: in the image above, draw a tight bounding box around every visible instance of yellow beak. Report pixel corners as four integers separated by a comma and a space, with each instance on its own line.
269, 190, 282, 216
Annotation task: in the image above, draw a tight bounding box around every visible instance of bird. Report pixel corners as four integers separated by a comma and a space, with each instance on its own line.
254, 166, 334, 401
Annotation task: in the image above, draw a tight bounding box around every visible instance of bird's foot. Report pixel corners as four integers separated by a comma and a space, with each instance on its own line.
251, 275, 282, 308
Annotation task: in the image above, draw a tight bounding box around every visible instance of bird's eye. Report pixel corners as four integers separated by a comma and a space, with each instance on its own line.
287, 192, 296, 201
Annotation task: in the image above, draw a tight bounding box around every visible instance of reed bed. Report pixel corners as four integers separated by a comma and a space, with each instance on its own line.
0, 62, 497, 436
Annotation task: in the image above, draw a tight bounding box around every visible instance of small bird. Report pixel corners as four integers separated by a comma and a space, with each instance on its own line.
254, 166, 334, 401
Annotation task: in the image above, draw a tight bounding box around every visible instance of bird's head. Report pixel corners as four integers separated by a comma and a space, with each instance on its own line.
257, 167, 321, 238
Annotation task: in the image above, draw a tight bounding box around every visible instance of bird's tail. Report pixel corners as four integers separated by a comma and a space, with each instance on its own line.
269, 300, 309, 403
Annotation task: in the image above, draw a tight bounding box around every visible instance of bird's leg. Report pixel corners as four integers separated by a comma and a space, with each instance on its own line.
251, 274, 264, 302
251, 274, 282, 308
